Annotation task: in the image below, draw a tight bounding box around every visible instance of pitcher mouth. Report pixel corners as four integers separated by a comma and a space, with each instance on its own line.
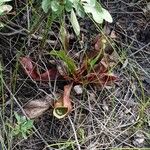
53, 107, 69, 119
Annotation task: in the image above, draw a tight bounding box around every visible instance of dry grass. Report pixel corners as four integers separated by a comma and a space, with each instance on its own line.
0, 0, 150, 149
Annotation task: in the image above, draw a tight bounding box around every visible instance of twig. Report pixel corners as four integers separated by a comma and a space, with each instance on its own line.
26, 2, 31, 47
68, 116, 81, 150
0, 29, 26, 36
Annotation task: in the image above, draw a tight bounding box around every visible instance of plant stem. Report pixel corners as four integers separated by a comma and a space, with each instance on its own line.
40, 14, 53, 49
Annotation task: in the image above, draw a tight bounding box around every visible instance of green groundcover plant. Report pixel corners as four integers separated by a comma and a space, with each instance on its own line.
0, 0, 12, 27
9, 112, 34, 139
41, 0, 113, 36
0, 0, 12, 15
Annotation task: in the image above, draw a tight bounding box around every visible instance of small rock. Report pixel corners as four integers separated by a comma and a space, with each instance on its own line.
133, 132, 145, 147
102, 101, 109, 111
74, 85, 83, 95
146, 2, 150, 11
110, 30, 117, 39
135, 138, 144, 144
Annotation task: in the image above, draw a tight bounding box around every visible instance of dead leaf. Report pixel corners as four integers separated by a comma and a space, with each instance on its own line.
24, 95, 53, 119
93, 34, 105, 53
110, 30, 117, 39
40, 68, 59, 80
20, 57, 60, 81
103, 24, 111, 35
84, 57, 118, 86
53, 83, 73, 119
86, 72, 117, 86
94, 58, 108, 74
99, 73, 118, 85
20, 57, 39, 79
93, 33, 116, 56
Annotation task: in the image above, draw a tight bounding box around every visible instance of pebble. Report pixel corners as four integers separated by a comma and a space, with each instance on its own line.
74, 85, 83, 95
133, 132, 145, 147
